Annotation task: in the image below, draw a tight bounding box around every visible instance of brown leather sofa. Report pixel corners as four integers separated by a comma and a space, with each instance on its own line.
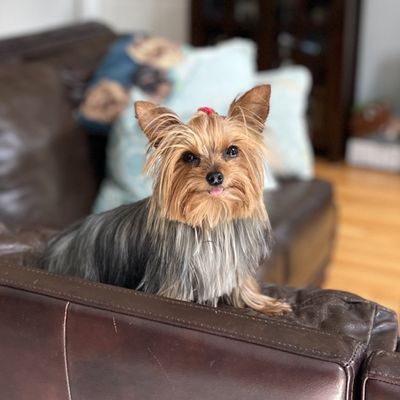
0, 22, 334, 288
0, 22, 399, 400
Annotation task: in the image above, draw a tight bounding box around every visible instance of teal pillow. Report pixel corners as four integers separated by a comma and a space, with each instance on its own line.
94, 39, 278, 213
255, 66, 314, 179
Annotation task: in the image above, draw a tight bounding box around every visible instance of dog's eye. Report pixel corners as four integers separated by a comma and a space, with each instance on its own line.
182, 152, 200, 165
225, 145, 239, 158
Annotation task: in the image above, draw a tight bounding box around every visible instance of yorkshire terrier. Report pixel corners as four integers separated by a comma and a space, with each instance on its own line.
42, 85, 291, 316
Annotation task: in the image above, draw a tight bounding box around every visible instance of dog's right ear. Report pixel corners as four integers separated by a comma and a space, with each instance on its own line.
228, 85, 271, 135
135, 101, 181, 147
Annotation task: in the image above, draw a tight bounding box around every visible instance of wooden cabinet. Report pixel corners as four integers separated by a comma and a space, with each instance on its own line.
190, 0, 361, 160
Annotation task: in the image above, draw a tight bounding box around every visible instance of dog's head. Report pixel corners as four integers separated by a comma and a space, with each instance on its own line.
135, 85, 271, 230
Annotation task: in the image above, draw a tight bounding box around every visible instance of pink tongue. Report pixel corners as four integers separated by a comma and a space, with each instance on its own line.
209, 187, 224, 196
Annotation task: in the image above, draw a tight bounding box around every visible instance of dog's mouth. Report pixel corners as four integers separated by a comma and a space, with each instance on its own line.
208, 187, 224, 196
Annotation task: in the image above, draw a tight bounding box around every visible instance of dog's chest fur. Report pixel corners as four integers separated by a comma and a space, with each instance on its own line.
141, 217, 269, 306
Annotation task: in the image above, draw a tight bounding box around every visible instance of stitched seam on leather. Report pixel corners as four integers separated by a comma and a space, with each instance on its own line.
375, 351, 400, 360
368, 350, 400, 379
0, 264, 356, 341
343, 342, 367, 399
366, 351, 379, 375
344, 341, 365, 368
367, 374, 400, 386
367, 351, 400, 381
345, 343, 366, 400
0, 277, 349, 362
366, 303, 377, 348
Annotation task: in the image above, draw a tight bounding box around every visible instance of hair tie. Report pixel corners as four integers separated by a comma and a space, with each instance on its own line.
198, 107, 216, 116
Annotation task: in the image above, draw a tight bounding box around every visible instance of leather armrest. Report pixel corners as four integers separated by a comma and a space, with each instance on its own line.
261, 285, 399, 355
362, 351, 400, 400
0, 263, 383, 400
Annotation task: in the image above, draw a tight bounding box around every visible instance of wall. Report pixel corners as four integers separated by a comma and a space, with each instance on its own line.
0, 0, 188, 43
355, 0, 400, 113
0, 0, 77, 38
77, 0, 189, 43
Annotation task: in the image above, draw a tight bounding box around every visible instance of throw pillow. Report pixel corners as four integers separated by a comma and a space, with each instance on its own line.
255, 66, 314, 179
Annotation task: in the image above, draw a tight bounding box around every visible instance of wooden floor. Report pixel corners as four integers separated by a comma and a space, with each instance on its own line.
315, 159, 400, 316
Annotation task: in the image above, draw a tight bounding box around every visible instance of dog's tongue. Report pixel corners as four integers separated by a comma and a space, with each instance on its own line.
209, 187, 224, 196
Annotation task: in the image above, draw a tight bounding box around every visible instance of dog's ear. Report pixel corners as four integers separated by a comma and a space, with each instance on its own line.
135, 101, 181, 147
228, 85, 271, 134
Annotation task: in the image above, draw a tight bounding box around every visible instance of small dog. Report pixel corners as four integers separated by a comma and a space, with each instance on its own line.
42, 85, 290, 316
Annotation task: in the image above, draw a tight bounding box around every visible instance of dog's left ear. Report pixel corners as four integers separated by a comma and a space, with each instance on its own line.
228, 85, 271, 134
135, 101, 181, 147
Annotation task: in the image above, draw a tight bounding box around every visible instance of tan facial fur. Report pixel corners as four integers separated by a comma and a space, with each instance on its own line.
135, 85, 271, 231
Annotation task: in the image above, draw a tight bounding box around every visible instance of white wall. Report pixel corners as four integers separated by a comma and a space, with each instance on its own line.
0, 0, 78, 38
355, 0, 400, 113
0, 0, 189, 43
77, 0, 189, 43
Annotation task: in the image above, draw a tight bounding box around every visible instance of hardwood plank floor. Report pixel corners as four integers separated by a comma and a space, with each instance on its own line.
315, 159, 400, 316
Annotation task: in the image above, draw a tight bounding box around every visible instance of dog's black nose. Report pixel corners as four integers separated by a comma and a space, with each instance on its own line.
206, 171, 224, 186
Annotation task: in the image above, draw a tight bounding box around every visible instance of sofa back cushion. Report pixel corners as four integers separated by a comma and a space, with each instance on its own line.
0, 63, 95, 229
0, 22, 116, 107
0, 22, 118, 185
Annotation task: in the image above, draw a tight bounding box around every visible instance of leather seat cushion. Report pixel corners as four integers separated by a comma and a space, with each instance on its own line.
262, 178, 336, 286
